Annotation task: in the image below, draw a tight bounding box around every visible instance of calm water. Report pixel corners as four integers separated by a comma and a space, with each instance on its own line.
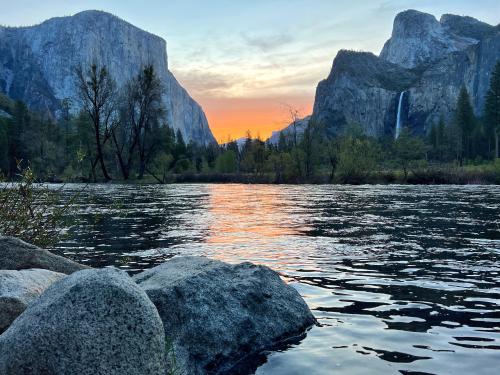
51, 184, 500, 375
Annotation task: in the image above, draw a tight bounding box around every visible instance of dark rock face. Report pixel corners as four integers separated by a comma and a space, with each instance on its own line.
0, 236, 88, 274
312, 10, 500, 137
312, 51, 419, 137
0, 268, 166, 375
134, 256, 316, 375
0, 10, 215, 144
0, 269, 65, 333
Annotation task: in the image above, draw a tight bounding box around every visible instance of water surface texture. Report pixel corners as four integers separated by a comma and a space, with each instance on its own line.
52, 184, 500, 375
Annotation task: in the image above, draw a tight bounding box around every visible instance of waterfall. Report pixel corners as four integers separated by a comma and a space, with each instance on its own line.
395, 91, 405, 139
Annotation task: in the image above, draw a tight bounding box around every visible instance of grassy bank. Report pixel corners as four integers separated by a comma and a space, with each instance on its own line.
104, 162, 500, 185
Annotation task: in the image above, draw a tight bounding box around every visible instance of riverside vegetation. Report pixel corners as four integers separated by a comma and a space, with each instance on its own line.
1, 61, 499, 185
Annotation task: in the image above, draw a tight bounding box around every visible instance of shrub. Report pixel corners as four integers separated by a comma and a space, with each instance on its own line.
0, 164, 81, 247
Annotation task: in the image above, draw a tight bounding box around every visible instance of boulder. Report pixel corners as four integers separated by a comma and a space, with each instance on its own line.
0, 268, 65, 333
0, 236, 88, 274
0, 268, 166, 375
134, 256, 316, 374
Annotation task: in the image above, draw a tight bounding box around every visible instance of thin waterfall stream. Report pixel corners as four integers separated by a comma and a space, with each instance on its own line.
395, 91, 406, 139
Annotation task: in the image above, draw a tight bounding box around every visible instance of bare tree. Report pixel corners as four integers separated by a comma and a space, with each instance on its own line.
283, 104, 301, 148
75, 63, 116, 181
114, 65, 165, 179
282, 104, 303, 178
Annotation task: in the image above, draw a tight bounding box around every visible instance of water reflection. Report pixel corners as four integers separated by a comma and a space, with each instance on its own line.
52, 184, 500, 374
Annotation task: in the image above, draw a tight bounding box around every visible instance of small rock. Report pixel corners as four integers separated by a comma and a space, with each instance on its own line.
0, 268, 166, 375
134, 256, 316, 374
0, 268, 65, 333
0, 236, 88, 274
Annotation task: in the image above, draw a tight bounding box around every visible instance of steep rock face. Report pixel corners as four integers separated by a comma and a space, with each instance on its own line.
0, 10, 215, 144
440, 14, 497, 40
312, 51, 418, 136
312, 10, 499, 137
380, 10, 478, 68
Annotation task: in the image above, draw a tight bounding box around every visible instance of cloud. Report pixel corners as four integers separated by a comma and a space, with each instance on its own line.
173, 69, 237, 97
240, 32, 294, 52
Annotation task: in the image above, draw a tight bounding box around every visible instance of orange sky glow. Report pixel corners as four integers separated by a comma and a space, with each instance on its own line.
196, 96, 313, 143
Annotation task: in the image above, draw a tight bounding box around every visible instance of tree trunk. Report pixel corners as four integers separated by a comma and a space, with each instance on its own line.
94, 125, 111, 181
111, 130, 129, 180
138, 160, 146, 180
495, 130, 499, 159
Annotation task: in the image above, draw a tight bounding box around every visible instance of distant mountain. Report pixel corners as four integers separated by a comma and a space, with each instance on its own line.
310, 9, 500, 137
268, 116, 311, 144
0, 10, 216, 144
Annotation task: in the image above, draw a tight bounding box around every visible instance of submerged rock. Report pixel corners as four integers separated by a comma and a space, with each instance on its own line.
0, 236, 88, 274
0, 268, 65, 333
0, 268, 166, 375
134, 256, 316, 374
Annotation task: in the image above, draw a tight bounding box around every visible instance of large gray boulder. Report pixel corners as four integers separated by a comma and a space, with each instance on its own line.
0, 236, 88, 274
0, 268, 166, 375
134, 256, 316, 374
0, 268, 65, 333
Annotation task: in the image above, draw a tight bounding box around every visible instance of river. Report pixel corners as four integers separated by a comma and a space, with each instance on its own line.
51, 184, 500, 375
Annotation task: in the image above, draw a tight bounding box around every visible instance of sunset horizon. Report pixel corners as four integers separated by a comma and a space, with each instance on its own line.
1, 1, 500, 374
2, 0, 499, 143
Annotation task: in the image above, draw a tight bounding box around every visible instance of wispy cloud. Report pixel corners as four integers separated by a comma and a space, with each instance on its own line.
240, 32, 294, 52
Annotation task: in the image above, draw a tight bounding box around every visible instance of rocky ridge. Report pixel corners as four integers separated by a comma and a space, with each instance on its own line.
309, 9, 500, 137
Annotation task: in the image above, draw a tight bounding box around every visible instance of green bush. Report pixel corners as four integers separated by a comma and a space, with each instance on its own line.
0, 165, 81, 247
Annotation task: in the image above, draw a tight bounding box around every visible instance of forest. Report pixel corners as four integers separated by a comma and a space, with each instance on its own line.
1, 61, 499, 185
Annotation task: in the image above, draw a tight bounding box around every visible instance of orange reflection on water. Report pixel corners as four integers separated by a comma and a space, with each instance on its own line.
203, 184, 307, 270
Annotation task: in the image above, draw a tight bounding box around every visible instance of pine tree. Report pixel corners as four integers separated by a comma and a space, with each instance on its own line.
455, 87, 476, 164
485, 61, 500, 159
8, 101, 30, 176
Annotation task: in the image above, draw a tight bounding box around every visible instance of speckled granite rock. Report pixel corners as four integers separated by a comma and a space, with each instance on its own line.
0, 269, 65, 333
0, 268, 166, 375
0, 236, 88, 274
134, 256, 316, 375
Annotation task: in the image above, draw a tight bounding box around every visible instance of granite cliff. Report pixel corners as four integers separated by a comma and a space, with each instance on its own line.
310, 10, 500, 137
0, 10, 215, 144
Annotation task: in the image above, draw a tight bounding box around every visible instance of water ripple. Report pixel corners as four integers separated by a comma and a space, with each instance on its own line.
49, 183, 500, 374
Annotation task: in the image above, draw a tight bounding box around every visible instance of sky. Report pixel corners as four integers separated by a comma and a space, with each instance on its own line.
1, 0, 499, 142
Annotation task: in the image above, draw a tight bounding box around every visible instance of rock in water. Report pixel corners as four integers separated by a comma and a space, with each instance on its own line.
0, 268, 166, 375
0, 269, 65, 333
134, 256, 316, 374
0, 236, 88, 274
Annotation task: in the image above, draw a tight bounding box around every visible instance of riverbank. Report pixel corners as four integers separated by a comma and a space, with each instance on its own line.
53, 162, 500, 185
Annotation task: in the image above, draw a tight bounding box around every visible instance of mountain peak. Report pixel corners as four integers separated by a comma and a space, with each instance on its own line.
0, 11, 215, 144
380, 9, 480, 68
440, 13, 495, 40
